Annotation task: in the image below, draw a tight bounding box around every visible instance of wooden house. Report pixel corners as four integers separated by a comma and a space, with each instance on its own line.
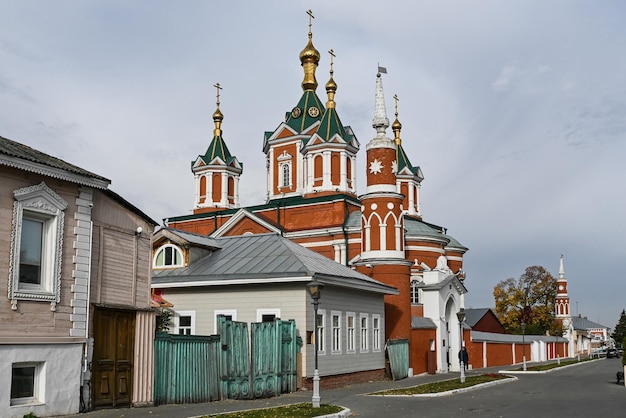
0, 135, 157, 417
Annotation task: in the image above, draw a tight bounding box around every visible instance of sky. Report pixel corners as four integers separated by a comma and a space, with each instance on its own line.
1, 1, 625, 329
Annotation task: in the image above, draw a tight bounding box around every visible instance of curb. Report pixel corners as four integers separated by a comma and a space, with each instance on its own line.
369, 375, 518, 398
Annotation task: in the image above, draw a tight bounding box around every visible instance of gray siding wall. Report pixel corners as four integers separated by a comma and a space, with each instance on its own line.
158, 281, 387, 378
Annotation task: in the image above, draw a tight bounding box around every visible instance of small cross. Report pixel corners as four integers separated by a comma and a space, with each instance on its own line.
307, 9, 314, 34
393, 94, 399, 117
214, 83, 222, 107
328, 49, 335, 74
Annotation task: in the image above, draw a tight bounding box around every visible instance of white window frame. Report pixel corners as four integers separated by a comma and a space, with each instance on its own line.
153, 244, 184, 268
214, 309, 237, 334
372, 314, 381, 352
316, 308, 326, 355
410, 279, 421, 304
331, 311, 342, 354
277, 151, 293, 189
174, 310, 195, 335
11, 362, 45, 406
346, 312, 356, 353
9, 182, 67, 311
256, 308, 281, 322
279, 163, 291, 188
360, 313, 369, 352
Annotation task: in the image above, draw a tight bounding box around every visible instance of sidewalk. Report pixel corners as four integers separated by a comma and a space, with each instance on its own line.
58, 365, 514, 418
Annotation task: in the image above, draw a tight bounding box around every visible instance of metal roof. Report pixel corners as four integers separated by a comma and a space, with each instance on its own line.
0, 134, 110, 185
463, 308, 494, 328
153, 232, 398, 295
411, 316, 437, 329
572, 316, 608, 331
471, 330, 566, 343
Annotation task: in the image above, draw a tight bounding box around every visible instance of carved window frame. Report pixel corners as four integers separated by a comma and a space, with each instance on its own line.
9, 182, 67, 311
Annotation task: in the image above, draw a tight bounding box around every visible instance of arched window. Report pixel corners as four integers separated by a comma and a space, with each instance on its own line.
281, 163, 291, 187
154, 244, 184, 268
410, 280, 421, 304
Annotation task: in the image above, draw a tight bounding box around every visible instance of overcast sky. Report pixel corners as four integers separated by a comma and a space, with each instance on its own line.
2, 1, 625, 329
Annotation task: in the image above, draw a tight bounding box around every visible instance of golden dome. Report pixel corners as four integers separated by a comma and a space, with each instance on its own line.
299, 35, 321, 64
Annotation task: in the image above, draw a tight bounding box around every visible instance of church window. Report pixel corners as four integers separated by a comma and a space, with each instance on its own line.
280, 163, 291, 187
154, 244, 184, 268
410, 280, 421, 304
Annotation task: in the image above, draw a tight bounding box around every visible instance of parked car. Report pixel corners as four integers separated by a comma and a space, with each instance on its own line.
606, 348, 619, 358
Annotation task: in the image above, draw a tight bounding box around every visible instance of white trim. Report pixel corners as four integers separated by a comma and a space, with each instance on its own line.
153, 275, 312, 288
256, 308, 281, 322
10, 361, 45, 406
0, 154, 110, 189
174, 310, 196, 335
372, 314, 381, 352
346, 312, 356, 353
214, 309, 237, 334
331, 311, 342, 354
9, 182, 67, 311
317, 309, 326, 356
153, 243, 184, 268
360, 313, 369, 353
211, 209, 282, 237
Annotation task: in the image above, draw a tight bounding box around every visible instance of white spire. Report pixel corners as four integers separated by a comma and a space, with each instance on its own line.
559, 254, 565, 279
372, 72, 389, 136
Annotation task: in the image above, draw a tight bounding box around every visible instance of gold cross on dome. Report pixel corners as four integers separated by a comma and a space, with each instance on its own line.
214, 82, 222, 107
307, 9, 314, 33
329, 49, 335, 74
393, 94, 399, 117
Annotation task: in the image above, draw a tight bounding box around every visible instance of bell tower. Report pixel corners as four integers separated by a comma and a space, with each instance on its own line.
356, 68, 411, 341
192, 83, 243, 213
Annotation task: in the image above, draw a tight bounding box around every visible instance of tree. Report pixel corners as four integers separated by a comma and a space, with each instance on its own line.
612, 309, 626, 346
493, 265, 558, 335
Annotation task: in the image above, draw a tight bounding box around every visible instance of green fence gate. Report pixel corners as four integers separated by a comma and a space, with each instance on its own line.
154, 317, 300, 404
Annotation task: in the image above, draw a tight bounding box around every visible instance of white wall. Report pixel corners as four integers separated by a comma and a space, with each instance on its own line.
0, 343, 82, 418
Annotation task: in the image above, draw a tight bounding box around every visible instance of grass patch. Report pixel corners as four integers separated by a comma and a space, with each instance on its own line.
371, 373, 509, 395
514, 358, 592, 371
204, 402, 343, 417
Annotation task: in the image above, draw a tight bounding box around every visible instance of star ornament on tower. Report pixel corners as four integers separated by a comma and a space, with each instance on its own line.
391, 160, 398, 174
369, 159, 383, 174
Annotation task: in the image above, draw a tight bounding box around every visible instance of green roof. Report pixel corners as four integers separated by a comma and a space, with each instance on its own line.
397, 143, 422, 178
316, 107, 347, 141
285, 91, 325, 132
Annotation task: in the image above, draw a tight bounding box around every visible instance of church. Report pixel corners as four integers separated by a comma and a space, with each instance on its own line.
161, 12, 468, 377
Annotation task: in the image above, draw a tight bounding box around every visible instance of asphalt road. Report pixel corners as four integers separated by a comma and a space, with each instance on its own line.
335, 358, 626, 418
60, 359, 626, 418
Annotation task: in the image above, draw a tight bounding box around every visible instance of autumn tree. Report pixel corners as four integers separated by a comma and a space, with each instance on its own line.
612, 309, 626, 347
493, 265, 560, 335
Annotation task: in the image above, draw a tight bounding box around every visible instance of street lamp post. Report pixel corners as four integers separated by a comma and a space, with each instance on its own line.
521, 321, 527, 371
307, 280, 324, 408
456, 308, 466, 383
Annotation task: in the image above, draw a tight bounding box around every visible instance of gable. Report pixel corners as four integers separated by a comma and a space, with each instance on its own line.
211, 209, 282, 238
221, 216, 276, 236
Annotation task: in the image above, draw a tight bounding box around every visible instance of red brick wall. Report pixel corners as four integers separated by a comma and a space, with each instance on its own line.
410, 328, 437, 374
302, 369, 386, 390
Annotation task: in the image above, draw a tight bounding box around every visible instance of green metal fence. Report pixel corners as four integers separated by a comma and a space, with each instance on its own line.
387, 339, 409, 380
153, 318, 300, 405
153, 333, 221, 405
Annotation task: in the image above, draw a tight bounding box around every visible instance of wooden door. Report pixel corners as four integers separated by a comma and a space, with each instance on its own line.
92, 308, 136, 407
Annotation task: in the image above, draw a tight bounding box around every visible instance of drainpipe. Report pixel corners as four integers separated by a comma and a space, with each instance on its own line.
342, 200, 350, 266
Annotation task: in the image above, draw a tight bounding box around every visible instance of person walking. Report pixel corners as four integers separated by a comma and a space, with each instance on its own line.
459, 346, 469, 370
